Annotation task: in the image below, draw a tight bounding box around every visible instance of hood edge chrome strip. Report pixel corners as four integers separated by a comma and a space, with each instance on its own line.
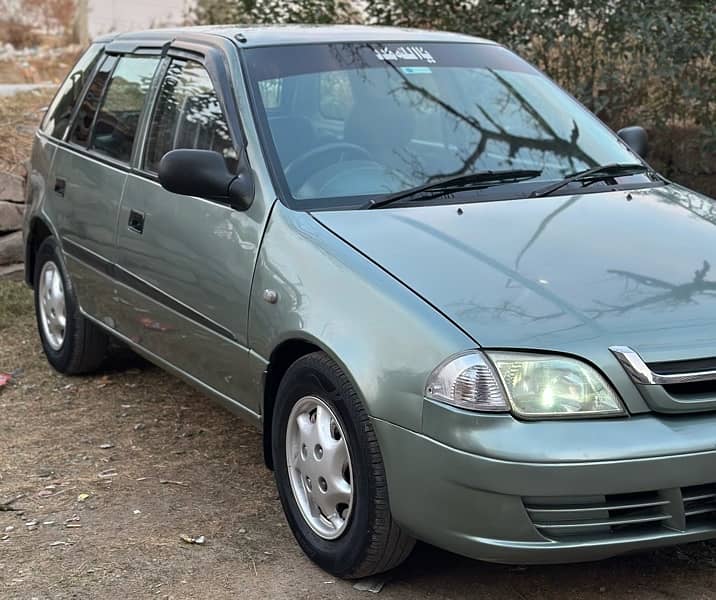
610, 346, 716, 386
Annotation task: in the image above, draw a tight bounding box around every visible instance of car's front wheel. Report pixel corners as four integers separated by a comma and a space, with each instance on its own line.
272, 351, 414, 578
33, 237, 108, 374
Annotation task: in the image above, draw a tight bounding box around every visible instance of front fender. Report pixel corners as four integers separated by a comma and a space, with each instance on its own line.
248, 202, 473, 432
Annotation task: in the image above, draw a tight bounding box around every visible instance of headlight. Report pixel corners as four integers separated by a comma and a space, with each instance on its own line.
487, 352, 624, 418
425, 350, 624, 418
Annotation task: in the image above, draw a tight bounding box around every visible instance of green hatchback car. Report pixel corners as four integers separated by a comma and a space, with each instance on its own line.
23, 24, 716, 578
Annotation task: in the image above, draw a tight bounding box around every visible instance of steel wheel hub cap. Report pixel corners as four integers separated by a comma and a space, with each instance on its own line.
38, 261, 67, 351
286, 395, 353, 539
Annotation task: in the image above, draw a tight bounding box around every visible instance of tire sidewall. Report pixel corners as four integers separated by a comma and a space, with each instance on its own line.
272, 355, 375, 577
33, 238, 79, 372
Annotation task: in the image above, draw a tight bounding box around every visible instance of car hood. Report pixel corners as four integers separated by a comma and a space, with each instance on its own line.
312, 185, 716, 363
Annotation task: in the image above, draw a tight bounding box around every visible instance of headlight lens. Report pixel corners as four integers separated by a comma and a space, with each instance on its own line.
487, 352, 624, 418
425, 350, 624, 418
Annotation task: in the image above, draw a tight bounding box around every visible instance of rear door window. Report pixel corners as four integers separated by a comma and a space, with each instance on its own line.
41, 44, 103, 140
89, 56, 160, 163
144, 59, 237, 173
68, 55, 117, 148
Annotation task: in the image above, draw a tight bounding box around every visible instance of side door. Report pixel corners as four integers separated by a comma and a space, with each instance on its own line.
113, 47, 268, 416
51, 51, 161, 318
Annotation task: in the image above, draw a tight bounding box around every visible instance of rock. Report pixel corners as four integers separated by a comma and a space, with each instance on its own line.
0, 201, 23, 233
0, 263, 24, 280
0, 231, 23, 265
0, 173, 24, 204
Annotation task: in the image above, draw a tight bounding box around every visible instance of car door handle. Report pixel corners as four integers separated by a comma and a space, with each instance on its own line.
54, 177, 66, 196
128, 209, 145, 234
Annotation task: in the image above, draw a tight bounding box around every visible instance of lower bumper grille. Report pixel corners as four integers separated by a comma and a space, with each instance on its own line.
683, 484, 716, 519
525, 484, 716, 540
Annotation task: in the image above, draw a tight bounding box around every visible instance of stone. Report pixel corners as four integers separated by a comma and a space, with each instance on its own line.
0, 231, 23, 265
0, 172, 24, 203
0, 201, 23, 233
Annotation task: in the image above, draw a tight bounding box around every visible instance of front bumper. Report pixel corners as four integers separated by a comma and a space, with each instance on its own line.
373, 409, 716, 564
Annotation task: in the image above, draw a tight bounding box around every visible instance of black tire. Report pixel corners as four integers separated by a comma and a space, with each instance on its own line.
272, 351, 415, 579
33, 237, 108, 374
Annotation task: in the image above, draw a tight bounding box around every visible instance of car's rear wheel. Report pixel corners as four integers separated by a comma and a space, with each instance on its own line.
272, 351, 415, 578
33, 237, 108, 374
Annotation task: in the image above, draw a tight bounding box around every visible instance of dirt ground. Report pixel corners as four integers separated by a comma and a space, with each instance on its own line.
4, 282, 716, 599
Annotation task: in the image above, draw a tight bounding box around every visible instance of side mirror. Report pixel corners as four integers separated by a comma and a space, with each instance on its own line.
158, 149, 254, 211
617, 126, 649, 159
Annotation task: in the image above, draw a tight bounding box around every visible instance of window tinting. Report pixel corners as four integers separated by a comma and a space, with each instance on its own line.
90, 56, 159, 163
144, 60, 236, 173
69, 55, 117, 147
41, 44, 103, 139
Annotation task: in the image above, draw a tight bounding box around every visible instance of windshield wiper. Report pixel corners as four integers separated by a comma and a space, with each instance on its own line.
529, 163, 650, 198
363, 169, 543, 209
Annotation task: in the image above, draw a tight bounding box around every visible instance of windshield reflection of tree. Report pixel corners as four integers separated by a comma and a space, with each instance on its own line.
324, 44, 600, 184
379, 59, 599, 183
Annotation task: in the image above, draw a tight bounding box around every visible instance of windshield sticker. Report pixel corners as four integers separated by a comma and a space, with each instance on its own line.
400, 66, 433, 75
374, 46, 437, 64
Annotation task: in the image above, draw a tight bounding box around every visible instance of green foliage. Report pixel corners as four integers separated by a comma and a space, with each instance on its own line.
364, 0, 474, 32
191, 0, 358, 26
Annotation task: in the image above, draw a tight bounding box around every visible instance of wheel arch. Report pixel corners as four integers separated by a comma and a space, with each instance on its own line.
24, 216, 54, 287
261, 335, 364, 470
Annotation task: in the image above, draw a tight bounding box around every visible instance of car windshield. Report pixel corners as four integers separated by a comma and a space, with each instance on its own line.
244, 42, 652, 209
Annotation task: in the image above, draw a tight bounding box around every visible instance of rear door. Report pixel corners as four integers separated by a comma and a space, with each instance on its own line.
112, 44, 268, 415
52, 50, 161, 317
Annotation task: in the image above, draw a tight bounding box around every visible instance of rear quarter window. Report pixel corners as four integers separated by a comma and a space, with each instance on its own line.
40, 44, 103, 140
68, 55, 117, 148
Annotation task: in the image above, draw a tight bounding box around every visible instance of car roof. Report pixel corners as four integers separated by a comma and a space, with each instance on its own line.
94, 24, 494, 48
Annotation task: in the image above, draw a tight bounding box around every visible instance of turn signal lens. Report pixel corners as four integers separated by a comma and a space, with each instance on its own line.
425, 351, 509, 411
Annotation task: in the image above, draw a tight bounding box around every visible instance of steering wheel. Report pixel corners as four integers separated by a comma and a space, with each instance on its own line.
284, 142, 373, 189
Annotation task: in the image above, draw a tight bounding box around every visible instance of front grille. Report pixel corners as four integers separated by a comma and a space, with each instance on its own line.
649, 357, 716, 376
525, 484, 716, 541
663, 380, 716, 397
648, 357, 716, 399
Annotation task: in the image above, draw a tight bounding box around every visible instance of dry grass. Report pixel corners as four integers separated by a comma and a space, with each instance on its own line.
0, 88, 53, 175
0, 47, 80, 85
0, 279, 32, 330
